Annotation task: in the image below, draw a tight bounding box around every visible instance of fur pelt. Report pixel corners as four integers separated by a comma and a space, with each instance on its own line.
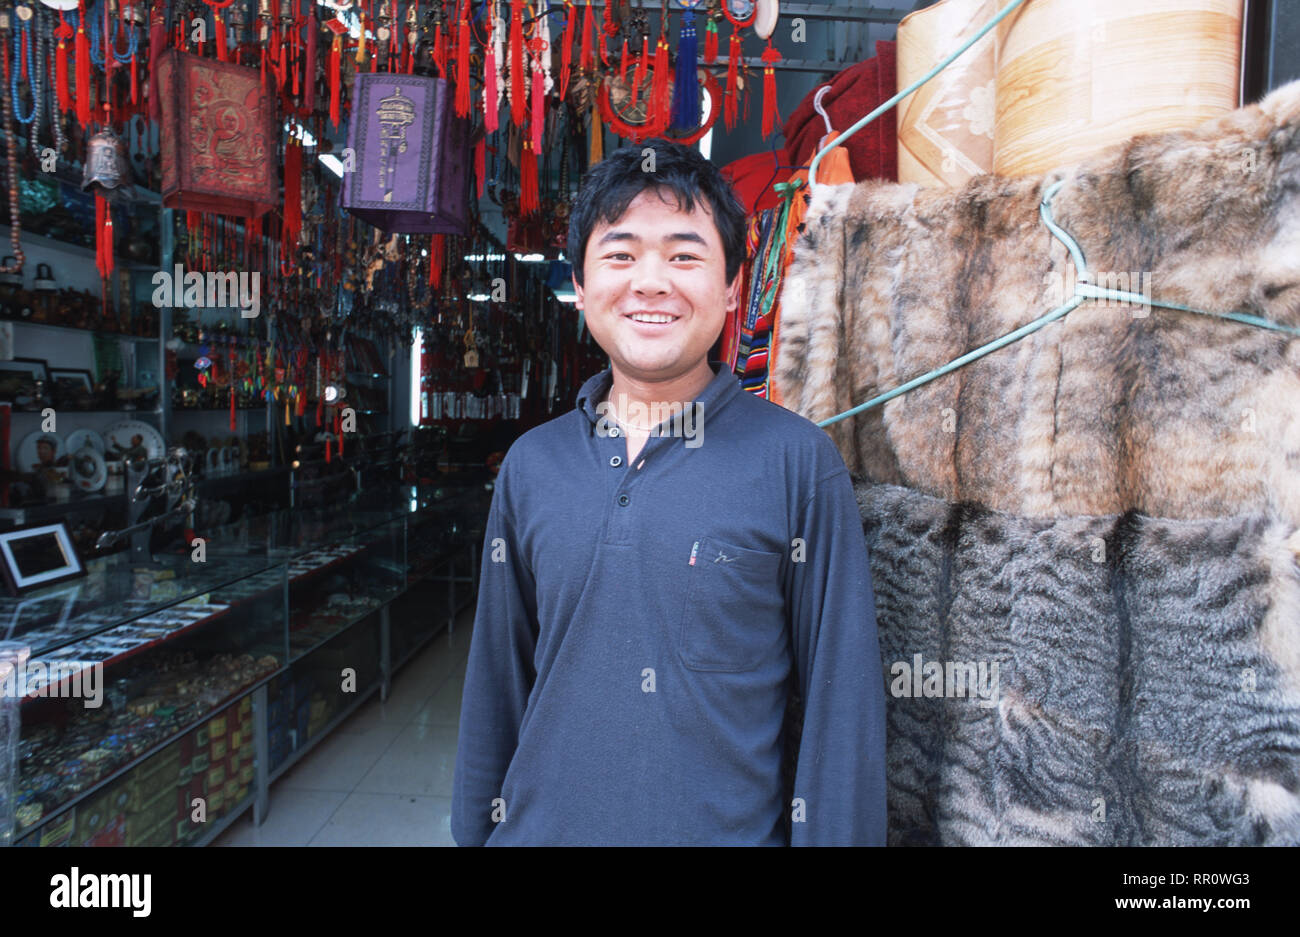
858, 482, 1300, 845
777, 80, 1300, 526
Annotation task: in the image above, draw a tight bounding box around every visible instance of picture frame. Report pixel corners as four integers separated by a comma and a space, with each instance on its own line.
48, 368, 95, 393
0, 357, 50, 399
0, 522, 87, 596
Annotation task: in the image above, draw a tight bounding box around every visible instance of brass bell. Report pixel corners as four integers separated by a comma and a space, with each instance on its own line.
81, 130, 134, 201
121, 2, 146, 25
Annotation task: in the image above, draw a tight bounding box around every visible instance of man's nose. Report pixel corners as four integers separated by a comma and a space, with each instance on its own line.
631, 256, 671, 296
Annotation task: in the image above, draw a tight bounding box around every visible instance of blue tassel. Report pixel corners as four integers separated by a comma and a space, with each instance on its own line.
671, 10, 700, 132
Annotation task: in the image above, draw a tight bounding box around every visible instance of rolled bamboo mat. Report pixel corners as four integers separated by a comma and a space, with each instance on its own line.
897, 0, 998, 188
993, 0, 1242, 177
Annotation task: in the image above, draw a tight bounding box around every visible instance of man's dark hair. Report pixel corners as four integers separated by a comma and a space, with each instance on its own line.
567, 138, 747, 288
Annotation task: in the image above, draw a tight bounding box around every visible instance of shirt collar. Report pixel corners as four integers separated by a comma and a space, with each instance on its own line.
575, 359, 741, 429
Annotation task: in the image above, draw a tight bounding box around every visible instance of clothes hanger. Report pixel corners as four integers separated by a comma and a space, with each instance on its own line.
813, 84, 837, 153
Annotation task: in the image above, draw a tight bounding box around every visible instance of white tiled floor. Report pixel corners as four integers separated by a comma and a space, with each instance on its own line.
213, 606, 474, 847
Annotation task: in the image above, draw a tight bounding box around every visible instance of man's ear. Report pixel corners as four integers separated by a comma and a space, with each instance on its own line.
572, 273, 585, 309
725, 270, 742, 311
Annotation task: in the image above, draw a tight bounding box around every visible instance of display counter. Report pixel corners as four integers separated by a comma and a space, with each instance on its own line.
2, 478, 494, 847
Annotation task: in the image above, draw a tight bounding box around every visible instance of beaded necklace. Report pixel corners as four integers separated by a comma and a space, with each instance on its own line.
39, 5, 64, 153
0, 25, 27, 276
10, 9, 38, 127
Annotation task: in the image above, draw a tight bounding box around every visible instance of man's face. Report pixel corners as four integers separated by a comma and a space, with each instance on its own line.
574, 188, 741, 384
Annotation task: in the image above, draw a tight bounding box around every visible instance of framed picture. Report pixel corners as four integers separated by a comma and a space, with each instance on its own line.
0, 522, 86, 596
0, 357, 49, 399
49, 368, 94, 393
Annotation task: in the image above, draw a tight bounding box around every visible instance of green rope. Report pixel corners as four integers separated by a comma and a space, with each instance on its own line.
814, 182, 1299, 429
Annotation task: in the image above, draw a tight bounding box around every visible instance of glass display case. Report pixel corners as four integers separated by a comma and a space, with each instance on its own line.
3, 549, 285, 845
1, 482, 492, 847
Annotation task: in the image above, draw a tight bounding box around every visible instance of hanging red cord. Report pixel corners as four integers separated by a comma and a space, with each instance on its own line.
484, 14, 499, 131
520, 138, 539, 215
54, 13, 72, 114
75, 0, 91, 127
559, 0, 573, 100
724, 26, 740, 130
509, 0, 525, 127
456, 0, 471, 116
760, 39, 781, 139
579, 0, 593, 71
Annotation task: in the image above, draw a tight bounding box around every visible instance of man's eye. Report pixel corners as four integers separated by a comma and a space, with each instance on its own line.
672, 254, 701, 262
606, 252, 634, 261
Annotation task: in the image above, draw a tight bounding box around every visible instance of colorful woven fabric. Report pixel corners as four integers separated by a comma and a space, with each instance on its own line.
768, 145, 855, 407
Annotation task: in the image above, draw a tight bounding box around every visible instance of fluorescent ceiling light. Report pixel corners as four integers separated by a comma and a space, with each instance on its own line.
699, 87, 714, 161
319, 154, 344, 179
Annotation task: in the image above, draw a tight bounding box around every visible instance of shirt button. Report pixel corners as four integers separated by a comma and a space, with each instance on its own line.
609, 456, 622, 467
617, 494, 629, 506
609, 427, 620, 437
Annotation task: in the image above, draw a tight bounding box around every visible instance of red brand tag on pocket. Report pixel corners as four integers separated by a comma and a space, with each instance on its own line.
689, 541, 699, 566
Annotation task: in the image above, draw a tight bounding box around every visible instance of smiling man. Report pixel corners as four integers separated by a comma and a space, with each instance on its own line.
451, 139, 885, 846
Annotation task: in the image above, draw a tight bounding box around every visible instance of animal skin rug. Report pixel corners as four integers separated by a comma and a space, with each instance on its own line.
776, 80, 1300, 528
858, 482, 1300, 845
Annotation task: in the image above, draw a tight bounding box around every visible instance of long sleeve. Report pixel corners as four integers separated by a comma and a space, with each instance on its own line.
786, 468, 887, 846
451, 456, 538, 846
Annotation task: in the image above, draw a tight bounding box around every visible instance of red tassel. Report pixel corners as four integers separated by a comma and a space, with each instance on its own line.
519, 141, 539, 215
329, 36, 342, 128
429, 234, 444, 288
304, 12, 318, 113
509, 0, 525, 127
283, 139, 303, 249
704, 20, 718, 65
95, 194, 113, 281
651, 37, 671, 134
761, 41, 781, 139
724, 29, 740, 130
75, 1, 91, 127
54, 19, 72, 114
579, 0, 593, 71
619, 38, 628, 82
433, 22, 446, 78
632, 38, 648, 106
215, 11, 228, 61
530, 55, 544, 151
559, 0, 573, 100
456, 1, 471, 117
21, 30, 28, 81
484, 25, 499, 131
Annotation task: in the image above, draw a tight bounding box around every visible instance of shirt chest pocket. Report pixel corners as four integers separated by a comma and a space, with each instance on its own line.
678, 537, 786, 672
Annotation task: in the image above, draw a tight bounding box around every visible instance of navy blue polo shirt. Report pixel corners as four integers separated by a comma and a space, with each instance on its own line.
451, 359, 886, 845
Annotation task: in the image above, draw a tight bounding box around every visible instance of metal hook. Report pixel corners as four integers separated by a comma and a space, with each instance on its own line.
813, 85, 834, 135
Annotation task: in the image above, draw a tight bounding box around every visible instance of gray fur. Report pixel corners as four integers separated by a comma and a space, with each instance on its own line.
858, 483, 1300, 845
